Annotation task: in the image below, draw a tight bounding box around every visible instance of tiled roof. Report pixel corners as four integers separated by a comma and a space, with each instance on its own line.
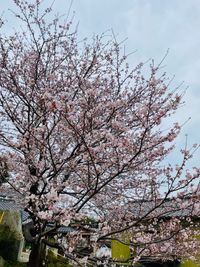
0, 197, 21, 211
21, 210, 30, 223
126, 197, 200, 219
46, 225, 75, 234
0, 194, 29, 222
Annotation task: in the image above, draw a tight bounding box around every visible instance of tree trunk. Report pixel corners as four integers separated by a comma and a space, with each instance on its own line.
27, 241, 45, 267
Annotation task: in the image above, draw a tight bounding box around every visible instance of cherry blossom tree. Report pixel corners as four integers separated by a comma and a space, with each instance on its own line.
0, 1, 200, 266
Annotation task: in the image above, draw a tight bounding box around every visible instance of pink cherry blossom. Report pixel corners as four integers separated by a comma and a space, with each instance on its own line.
0, 1, 199, 266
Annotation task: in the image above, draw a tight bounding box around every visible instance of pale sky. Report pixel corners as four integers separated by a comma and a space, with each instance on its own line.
1, 0, 200, 166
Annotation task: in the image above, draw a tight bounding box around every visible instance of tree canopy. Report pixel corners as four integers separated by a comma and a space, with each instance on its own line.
0, 1, 199, 266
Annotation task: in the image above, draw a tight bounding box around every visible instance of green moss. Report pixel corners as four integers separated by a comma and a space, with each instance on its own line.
179, 260, 199, 267
47, 250, 73, 267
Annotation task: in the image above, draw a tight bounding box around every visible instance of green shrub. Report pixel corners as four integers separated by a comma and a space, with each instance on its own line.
0, 224, 21, 262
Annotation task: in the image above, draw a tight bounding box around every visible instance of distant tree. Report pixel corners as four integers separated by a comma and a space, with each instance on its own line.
0, 1, 199, 266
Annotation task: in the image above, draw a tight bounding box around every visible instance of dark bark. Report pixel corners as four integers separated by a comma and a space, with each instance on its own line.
27, 241, 45, 267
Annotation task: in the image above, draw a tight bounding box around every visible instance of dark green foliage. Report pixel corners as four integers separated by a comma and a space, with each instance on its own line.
0, 224, 21, 262
4, 261, 26, 267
